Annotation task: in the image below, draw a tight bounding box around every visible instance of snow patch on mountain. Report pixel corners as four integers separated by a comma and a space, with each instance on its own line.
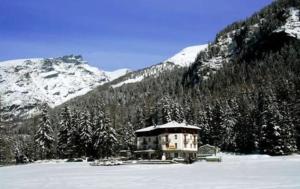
105, 69, 131, 81
0, 56, 128, 120
111, 45, 208, 88
275, 8, 300, 39
164, 44, 208, 67
197, 33, 236, 78
112, 75, 144, 88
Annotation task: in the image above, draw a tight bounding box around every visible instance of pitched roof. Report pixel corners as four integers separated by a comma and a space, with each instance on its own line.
135, 121, 200, 133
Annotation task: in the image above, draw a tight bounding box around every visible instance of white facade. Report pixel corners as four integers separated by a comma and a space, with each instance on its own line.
135, 121, 200, 159
137, 133, 198, 152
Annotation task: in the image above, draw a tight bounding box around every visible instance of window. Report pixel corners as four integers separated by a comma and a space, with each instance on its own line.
175, 135, 177, 140
148, 137, 151, 142
165, 135, 169, 142
175, 143, 177, 149
174, 153, 178, 158
193, 135, 197, 144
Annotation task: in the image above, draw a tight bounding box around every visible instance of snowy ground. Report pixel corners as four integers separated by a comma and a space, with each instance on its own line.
1, 154, 300, 189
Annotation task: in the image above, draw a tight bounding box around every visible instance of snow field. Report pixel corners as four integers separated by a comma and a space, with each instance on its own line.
1, 154, 300, 189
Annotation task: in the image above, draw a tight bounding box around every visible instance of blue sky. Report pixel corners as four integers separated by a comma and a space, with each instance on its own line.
0, 0, 273, 71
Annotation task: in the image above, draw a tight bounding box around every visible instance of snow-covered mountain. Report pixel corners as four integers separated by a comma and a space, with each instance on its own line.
163, 45, 208, 67
275, 7, 300, 39
0, 55, 129, 120
191, 7, 300, 80
112, 44, 208, 88
0, 44, 209, 118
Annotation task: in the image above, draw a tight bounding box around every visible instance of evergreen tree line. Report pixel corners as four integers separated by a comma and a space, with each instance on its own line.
33, 103, 122, 160
185, 40, 300, 155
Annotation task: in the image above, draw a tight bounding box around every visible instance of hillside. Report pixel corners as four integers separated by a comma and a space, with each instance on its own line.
110, 44, 208, 88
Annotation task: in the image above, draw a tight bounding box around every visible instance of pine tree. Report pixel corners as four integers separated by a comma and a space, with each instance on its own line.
93, 108, 118, 158
198, 104, 213, 145
160, 96, 172, 124
34, 105, 54, 159
58, 106, 72, 158
93, 105, 106, 158
79, 111, 92, 156
119, 122, 136, 152
235, 98, 257, 153
278, 102, 297, 154
258, 93, 295, 155
135, 107, 146, 129
67, 110, 81, 157
171, 101, 184, 123
183, 97, 195, 124
221, 100, 237, 151
102, 123, 118, 158
293, 81, 300, 151
210, 102, 226, 147
92, 103, 118, 158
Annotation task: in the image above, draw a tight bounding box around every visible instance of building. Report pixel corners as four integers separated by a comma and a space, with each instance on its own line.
135, 121, 200, 160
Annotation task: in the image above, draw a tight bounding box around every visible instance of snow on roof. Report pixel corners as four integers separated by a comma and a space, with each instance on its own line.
135, 121, 200, 133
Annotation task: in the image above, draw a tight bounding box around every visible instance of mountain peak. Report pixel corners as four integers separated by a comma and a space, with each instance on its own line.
0, 57, 128, 120
164, 44, 208, 67
110, 44, 208, 88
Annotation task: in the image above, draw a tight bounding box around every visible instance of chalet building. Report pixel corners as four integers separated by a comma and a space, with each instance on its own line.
135, 121, 200, 160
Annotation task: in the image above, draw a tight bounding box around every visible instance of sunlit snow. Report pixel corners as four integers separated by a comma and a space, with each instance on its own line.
112, 45, 208, 88
164, 44, 208, 67
0, 57, 129, 119
275, 8, 300, 39
1, 154, 300, 189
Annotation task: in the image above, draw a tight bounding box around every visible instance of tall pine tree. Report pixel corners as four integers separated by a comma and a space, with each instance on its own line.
34, 105, 54, 159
